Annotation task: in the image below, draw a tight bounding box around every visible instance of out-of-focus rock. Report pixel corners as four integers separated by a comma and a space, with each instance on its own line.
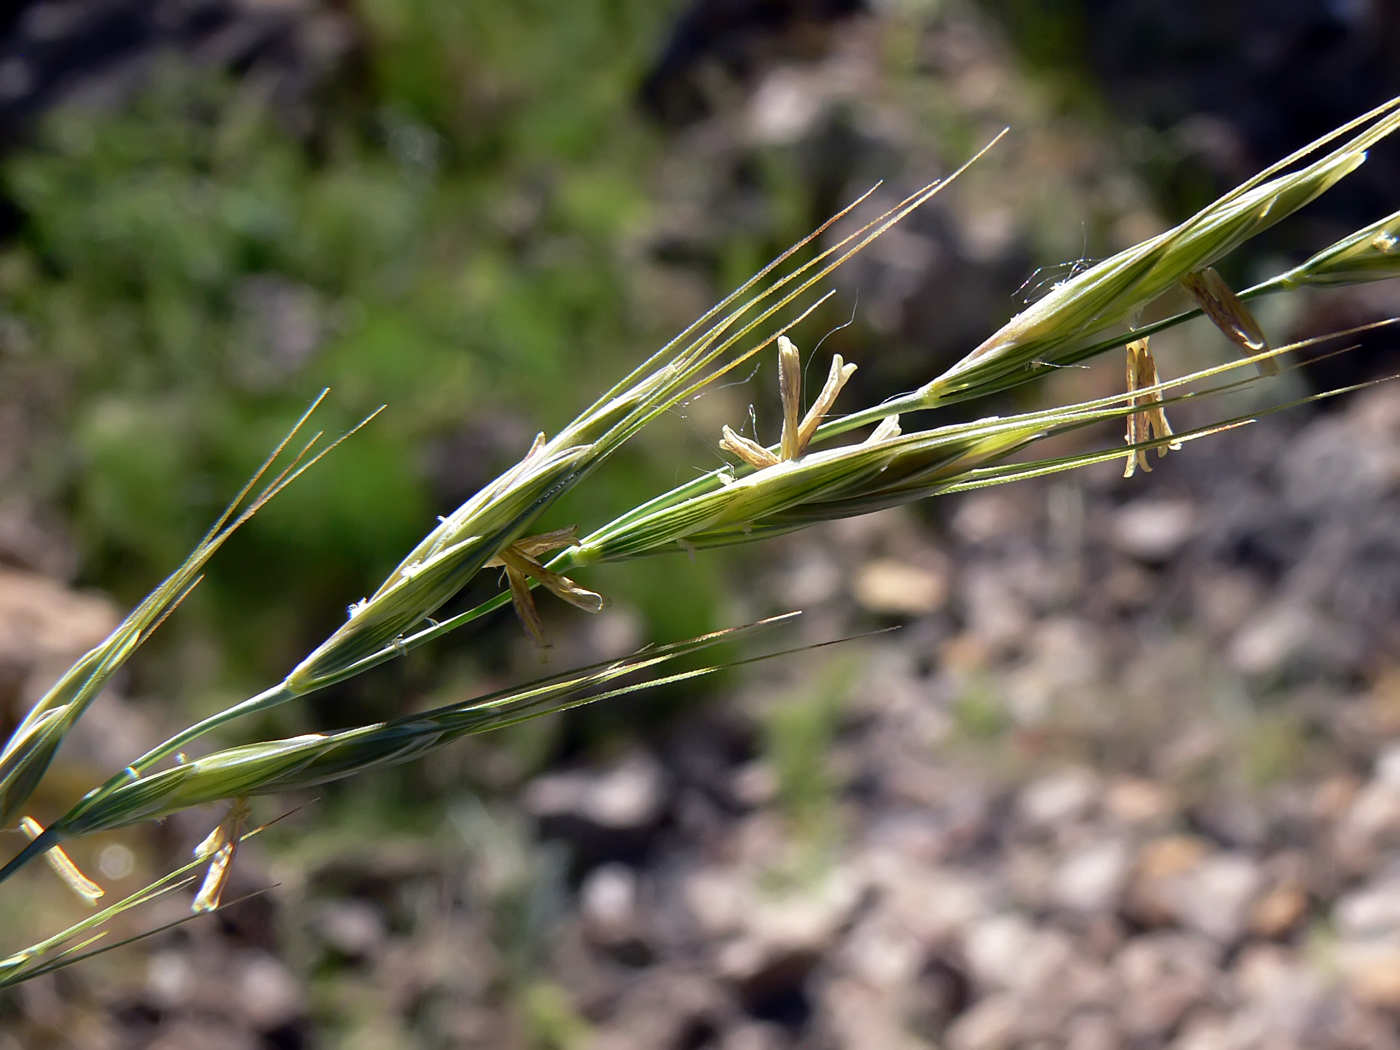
944, 991, 1020, 1050
0, 566, 118, 703
1129, 837, 1262, 943
1248, 882, 1309, 939
523, 751, 670, 865
821, 975, 929, 1050
860, 854, 988, 944
713, 869, 861, 1013
1111, 499, 1196, 562
1229, 943, 1335, 1046
1128, 835, 1209, 926
1114, 932, 1221, 1039
959, 567, 1032, 653
1062, 1012, 1121, 1050
581, 862, 650, 962
590, 970, 729, 1050
852, 558, 948, 616
722, 1021, 790, 1050
312, 899, 387, 961
1336, 876, 1400, 940
1005, 619, 1103, 726
234, 951, 305, 1032
1335, 746, 1400, 866
963, 914, 1073, 997
1228, 602, 1361, 679
1016, 767, 1100, 831
1174, 853, 1264, 944
1104, 777, 1177, 828
1337, 940, 1400, 1009
1050, 839, 1132, 915
731, 761, 779, 810
147, 1022, 260, 1050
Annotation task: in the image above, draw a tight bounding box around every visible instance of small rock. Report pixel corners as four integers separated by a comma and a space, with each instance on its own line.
1337, 940, 1400, 1008
145, 951, 195, 1011
313, 899, 386, 960
722, 1022, 789, 1050
581, 863, 648, 960
1050, 839, 1132, 915
591, 970, 728, 1050
1172, 853, 1264, 944
1228, 602, 1360, 678
714, 870, 861, 1010
1128, 836, 1211, 927
1111, 499, 1195, 561
944, 992, 1020, 1050
1171, 1014, 1232, 1050
1115, 933, 1221, 1039
1104, 778, 1177, 827
731, 761, 779, 809
147, 1022, 258, 1050
1336, 776, 1400, 865
1249, 883, 1309, 939
1129, 839, 1264, 943
235, 952, 304, 1032
862, 857, 988, 943
1017, 767, 1100, 830
822, 975, 926, 1050
960, 568, 1032, 651
685, 867, 750, 938
963, 914, 1072, 996
853, 558, 948, 616
523, 751, 669, 865
1063, 1012, 1121, 1050
1336, 876, 1400, 939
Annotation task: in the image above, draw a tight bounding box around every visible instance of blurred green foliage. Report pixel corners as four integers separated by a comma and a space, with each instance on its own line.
0, 0, 718, 699
762, 659, 852, 844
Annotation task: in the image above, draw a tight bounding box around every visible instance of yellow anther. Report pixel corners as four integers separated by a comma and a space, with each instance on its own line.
487, 526, 604, 649
1180, 267, 1277, 376
1123, 337, 1182, 478
192, 797, 251, 913
21, 816, 103, 905
720, 335, 858, 468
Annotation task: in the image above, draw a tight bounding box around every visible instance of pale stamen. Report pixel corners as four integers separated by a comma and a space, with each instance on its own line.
1180, 267, 1277, 375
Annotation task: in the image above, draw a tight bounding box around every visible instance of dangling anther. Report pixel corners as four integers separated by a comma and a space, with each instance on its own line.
21, 816, 103, 905
1123, 337, 1182, 479
487, 526, 604, 649
192, 797, 251, 913
1180, 267, 1277, 376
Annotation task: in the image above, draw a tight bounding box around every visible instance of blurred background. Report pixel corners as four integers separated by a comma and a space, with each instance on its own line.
0, 1, 1399, 1047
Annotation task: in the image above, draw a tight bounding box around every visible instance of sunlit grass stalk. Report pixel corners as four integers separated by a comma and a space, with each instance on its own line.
47, 617, 797, 839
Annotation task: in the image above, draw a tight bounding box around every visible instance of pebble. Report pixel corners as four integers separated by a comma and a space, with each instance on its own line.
313, 899, 387, 960
944, 992, 1020, 1050
1111, 499, 1196, 561
853, 557, 948, 615
523, 751, 670, 863
1051, 839, 1132, 915
1017, 768, 1100, 830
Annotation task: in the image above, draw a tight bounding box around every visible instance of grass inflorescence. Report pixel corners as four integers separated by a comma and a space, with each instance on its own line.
2, 97, 1400, 979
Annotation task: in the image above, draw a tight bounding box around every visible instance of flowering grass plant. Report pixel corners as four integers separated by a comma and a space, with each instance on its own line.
2, 97, 1399, 983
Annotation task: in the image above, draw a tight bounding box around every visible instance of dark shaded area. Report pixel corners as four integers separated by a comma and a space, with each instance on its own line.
640, 0, 868, 125
0, 0, 342, 145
